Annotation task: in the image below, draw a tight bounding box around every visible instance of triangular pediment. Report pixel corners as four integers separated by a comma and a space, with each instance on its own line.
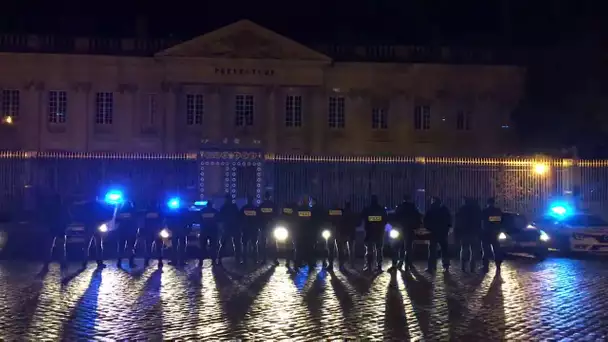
155, 20, 331, 62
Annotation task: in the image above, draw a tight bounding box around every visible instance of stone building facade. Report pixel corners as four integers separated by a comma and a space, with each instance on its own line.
0, 20, 525, 156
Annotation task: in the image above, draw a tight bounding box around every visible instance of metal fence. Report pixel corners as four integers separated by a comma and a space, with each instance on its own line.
1, 151, 607, 219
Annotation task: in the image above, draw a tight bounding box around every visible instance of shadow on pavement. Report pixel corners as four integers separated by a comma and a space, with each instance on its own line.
401, 267, 433, 338
302, 269, 327, 333
133, 268, 163, 340
327, 269, 358, 337
384, 270, 410, 340
61, 268, 103, 339
212, 262, 276, 330
340, 266, 382, 295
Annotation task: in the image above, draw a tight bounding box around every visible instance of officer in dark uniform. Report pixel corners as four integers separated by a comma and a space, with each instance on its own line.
163, 197, 189, 265
324, 202, 343, 270
424, 196, 452, 273
199, 199, 220, 266
43, 191, 70, 267
455, 197, 482, 272
295, 196, 318, 268
258, 192, 277, 264
115, 199, 138, 267
361, 195, 387, 272
335, 201, 359, 268
218, 194, 241, 265
139, 199, 164, 266
279, 201, 298, 268
240, 195, 259, 264
393, 195, 421, 271
76, 195, 114, 268
481, 198, 504, 273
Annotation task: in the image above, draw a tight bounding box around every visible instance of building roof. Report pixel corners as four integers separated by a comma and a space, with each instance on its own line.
0, 19, 526, 65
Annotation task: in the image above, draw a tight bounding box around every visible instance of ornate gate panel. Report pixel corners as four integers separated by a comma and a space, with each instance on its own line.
198, 147, 263, 204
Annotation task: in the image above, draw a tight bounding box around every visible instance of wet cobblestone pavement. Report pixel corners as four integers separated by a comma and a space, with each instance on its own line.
1, 257, 608, 341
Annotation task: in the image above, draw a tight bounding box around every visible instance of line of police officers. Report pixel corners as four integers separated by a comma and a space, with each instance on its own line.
40, 190, 504, 273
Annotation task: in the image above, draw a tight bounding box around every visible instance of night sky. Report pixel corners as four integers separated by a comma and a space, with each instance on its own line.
1, 0, 607, 156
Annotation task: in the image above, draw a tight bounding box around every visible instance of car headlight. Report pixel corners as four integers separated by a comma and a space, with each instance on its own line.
98, 223, 108, 233
498, 232, 507, 240
273, 226, 288, 242
526, 224, 537, 229
389, 229, 400, 239
159, 229, 170, 239
539, 230, 550, 242
321, 229, 331, 240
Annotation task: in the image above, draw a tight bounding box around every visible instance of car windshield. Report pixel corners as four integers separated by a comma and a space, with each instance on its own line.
562, 215, 608, 226
502, 213, 527, 233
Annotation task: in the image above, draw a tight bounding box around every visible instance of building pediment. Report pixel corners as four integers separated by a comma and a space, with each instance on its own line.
155, 20, 331, 63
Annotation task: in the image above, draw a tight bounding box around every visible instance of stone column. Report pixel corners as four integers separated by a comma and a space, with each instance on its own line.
161, 81, 177, 153
310, 87, 325, 155
116, 83, 138, 152
34, 82, 46, 152
265, 86, 277, 153
69, 82, 91, 152
20, 81, 40, 150
206, 86, 222, 141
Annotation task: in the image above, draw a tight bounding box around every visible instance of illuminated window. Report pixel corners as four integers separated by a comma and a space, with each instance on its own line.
186, 94, 204, 125
145, 93, 157, 127
48, 91, 67, 124
1, 89, 20, 118
328, 96, 345, 128
285, 95, 302, 127
235, 94, 254, 127
456, 110, 472, 130
95, 92, 113, 125
372, 107, 388, 129
414, 105, 431, 130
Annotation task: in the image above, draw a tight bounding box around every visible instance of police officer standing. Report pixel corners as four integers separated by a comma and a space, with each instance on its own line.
115, 199, 138, 267
258, 192, 277, 264
76, 194, 114, 268
280, 201, 298, 268
43, 191, 69, 268
163, 197, 189, 265
199, 199, 220, 266
218, 194, 241, 265
361, 195, 387, 272
139, 199, 164, 267
393, 195, 421, 271
295, 196, 317, 269
455, 197, 482, 272
324, 202, 343, 270
240, 195, 259, 264
481, 198, 504, 273
424, 197, 452, 273
335, 201, 359, 269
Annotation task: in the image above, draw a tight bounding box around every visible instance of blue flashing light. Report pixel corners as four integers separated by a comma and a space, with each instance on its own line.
104, 190, 124, 205
194, 200, 208, 207
551, 206, 567, 216
167, 197, 181, 210
548, 201, 573, 219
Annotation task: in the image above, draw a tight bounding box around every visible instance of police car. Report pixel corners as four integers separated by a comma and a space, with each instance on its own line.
533, 210, 608, 254
158, 199, 206, 249
497, 212, 551, 259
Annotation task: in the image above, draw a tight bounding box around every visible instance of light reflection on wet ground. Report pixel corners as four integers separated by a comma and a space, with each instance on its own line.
1, 257, 608, 340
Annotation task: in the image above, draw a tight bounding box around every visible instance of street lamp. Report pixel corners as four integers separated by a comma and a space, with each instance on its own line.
533, 162, 548, 176
2, 116, 13, 125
